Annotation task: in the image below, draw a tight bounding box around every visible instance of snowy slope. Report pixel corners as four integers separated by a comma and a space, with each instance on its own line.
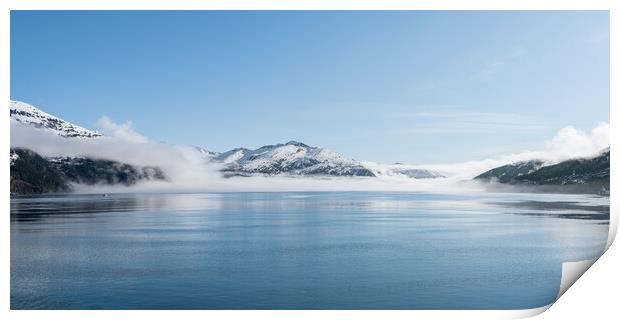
10, 100, 445, 181
214, 141, 375, 177
10, 149, 19, 165
362, 161, 446, 179
191, 146, 220, 161
473, 148, 610, 194
216, 148, 250, 164
474, 160, 544, 183
10, 100, 101, 138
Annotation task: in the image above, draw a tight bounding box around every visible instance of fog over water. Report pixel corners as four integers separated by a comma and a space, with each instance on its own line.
10, 119, 610, 193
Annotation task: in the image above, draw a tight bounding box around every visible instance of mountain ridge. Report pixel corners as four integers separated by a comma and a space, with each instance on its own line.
213, 141, 376, 177
10, 101, 167, 194
10, 148, 166, 195
10, 100, 101, 138
474, 150, 610, 194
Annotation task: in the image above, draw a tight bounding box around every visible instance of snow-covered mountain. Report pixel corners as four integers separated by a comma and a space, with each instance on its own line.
10, 100, 446, 183
214, 141, 376, 177
10, 101, 168, 194
212, 142, 447, 179
10, 100, 101, 138
10, 148, 166, 195
362, 162, 446, 179
474, 149, 610, 194
392, 168, 445, 179
193, 146, 220, 159
474, 160, 544, 183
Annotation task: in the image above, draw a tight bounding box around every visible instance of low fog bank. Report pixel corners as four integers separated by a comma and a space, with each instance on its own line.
11, 120, 225, 183
11, 119, 609, 194
403, 122, 610, 180
70, 175, 485, 194
13, 120, 474, 194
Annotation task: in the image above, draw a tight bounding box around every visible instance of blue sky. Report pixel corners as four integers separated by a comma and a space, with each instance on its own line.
11, 11, 609, 164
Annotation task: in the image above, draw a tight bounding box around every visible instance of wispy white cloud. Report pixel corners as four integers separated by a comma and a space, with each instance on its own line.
96, 116, 149, 143
541, 122, 609, 162
416, 122, 610, 179
10, 120, 224, 186
10, 117, 609, 193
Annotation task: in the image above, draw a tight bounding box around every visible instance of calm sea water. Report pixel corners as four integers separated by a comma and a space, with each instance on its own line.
10, 191, 609, 310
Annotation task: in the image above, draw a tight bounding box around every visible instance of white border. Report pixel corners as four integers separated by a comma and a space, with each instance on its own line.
1, 1, 616, 319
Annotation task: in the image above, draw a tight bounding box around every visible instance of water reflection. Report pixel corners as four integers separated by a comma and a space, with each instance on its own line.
491, 200, 610, 220
11, 192, 610, 310
11, 193, 223, 223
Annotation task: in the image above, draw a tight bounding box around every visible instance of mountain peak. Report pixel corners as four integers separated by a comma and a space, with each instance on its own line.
214, 141, 375, 177
285, 140, 310, 148
10, 100, 101, 138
